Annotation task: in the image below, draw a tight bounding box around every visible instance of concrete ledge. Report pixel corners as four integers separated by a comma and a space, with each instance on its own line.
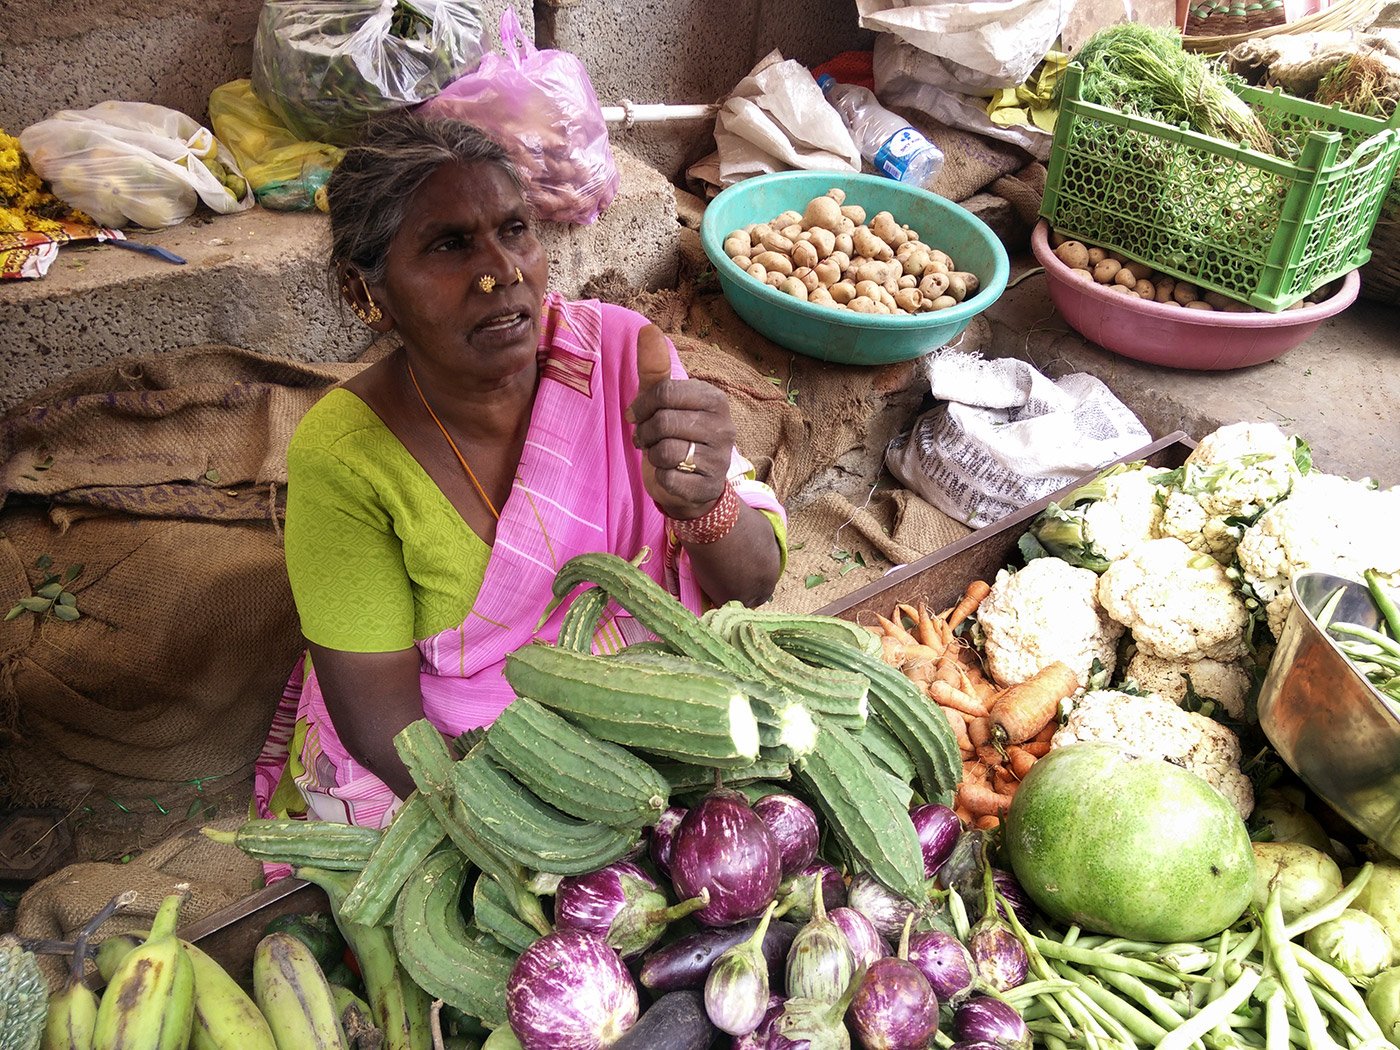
0, 148, 677, 409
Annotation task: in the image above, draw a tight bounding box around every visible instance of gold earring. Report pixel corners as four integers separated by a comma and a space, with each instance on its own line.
478, 274, 497, 294
347, 274, 383, 325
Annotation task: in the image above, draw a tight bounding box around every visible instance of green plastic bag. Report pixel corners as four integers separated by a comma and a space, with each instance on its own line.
207, 80, 343, 211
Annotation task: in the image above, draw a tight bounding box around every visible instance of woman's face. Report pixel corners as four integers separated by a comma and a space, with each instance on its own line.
371, 160, 549, 383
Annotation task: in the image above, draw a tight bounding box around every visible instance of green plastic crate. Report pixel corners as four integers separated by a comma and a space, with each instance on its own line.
1041, 63, 1400, 311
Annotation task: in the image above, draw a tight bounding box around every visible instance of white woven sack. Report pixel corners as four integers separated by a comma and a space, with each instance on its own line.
886, 352, 1151, 528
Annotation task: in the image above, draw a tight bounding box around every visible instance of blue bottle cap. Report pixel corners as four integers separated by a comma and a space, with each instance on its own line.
816, 73, 835, 92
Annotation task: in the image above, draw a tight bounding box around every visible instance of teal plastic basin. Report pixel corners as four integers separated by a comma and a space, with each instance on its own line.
699, 171, 1010, 365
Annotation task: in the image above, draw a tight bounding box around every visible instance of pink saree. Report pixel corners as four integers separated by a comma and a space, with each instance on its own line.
252, 295, 784, 834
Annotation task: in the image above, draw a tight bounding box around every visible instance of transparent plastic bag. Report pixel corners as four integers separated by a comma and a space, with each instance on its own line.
208, 80, 344, 211
416, 7, 619, 225
18, 102, 255, 229
252, 0, 487, 146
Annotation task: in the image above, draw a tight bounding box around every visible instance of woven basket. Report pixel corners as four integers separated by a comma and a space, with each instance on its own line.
1183, 0, 1381, 53
1360, 194, 1400, 302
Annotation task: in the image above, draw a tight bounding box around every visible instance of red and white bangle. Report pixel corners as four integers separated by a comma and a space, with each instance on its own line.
670, 482, 742, 545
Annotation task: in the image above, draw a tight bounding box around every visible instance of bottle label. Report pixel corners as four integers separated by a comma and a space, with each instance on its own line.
874, 127, 928, 181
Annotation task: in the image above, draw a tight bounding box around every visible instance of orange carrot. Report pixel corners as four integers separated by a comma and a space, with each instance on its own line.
1022, 740, 1053, 758
976, 744, 1003, 769
955, 804, 975, 825
941, 706, 974, 752
966, 716, 992, 749
957, 778, 1015, 818
1032, 719, 1058, 745
929, 679, 991, 718
975, 814, 1002, 830
989, 662, 1079, 745
875, 612, 919, 647
992, 767, 1021, 796
1007, 746, 1038, 780
948, 579, 993, 629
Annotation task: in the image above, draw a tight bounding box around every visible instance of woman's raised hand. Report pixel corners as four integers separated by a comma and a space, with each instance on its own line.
627, 324, 735, 520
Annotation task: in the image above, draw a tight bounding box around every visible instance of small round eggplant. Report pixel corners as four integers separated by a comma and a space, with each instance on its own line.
505, 930, 639, 1050
555, 860, 709, 959
785, 880, 855, 1004
752, 793, 820, 878
649, 805, 688, 878
829, 906, 889, 969
671, 790, 782, 927
703, 902, 778, 1036
952, 995, 1032, 1050
909, 804, 962, 878
848, 873, 916, 942
906, 929, 974, 1004
847, 956, 939, 1050
774, 861, 846, 923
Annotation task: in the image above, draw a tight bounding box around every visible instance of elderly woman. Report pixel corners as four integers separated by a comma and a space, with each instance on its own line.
253, 114, 785, 829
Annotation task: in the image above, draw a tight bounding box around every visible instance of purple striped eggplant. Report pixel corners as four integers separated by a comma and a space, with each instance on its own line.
765, 982, 860, 1050
909, 804, 962, 879
905, 929, 974, 1004
775, 862, 846, 924
847, 874, 915, 943
829, 907, 889, 970
752, 793, 820, 877
671, 789, 781, 927
505, 930, 639, 1050
846, 917, 938, 1050
785, 879, 854, 1004
966, 864, 1027, 992
555, 860, 709, 959
731, 995, 784, 1050
703, 901, 777, 1036
649, 805, 687, 879
952, 996, 1031, 1050
991, 870, 1032, 926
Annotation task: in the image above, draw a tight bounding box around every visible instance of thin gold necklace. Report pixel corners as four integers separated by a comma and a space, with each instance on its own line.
404, 359, 501, 521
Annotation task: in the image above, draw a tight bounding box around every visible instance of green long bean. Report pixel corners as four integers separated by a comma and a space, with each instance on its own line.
1261, 886, 1344, 1050
1283, 863, 1374, 940
1052, 960, 1169, 1046
1365, 568, 1400, 641
1157, 968, 1263, 1050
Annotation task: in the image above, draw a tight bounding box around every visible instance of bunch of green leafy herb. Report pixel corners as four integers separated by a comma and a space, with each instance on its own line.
1073, 23, 1274, 154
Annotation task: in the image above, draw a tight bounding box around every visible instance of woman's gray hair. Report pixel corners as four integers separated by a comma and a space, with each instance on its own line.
327, 112, 526, 289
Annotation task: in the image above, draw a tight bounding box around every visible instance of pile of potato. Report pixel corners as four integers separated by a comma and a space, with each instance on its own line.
722, 188, 979, 315
1048, 230, 1331, 311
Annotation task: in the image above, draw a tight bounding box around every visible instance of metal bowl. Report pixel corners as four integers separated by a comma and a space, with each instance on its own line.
1257, 571, 1400, 852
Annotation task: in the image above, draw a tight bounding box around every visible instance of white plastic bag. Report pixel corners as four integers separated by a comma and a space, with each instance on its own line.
711, 50, 861, 187
886, 351, 1151, 528
856, 0, 1069, 87
19, 102, 255, 229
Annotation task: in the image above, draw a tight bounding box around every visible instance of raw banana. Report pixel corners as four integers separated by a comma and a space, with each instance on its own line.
329, 984, 383, 1048
43, 891, 135, 1050
93, 935, 142, 984
93, 892, 194, 1050
184, 940, 276, 1050
253, 932, 347, 1050
296, 866, 432, 1050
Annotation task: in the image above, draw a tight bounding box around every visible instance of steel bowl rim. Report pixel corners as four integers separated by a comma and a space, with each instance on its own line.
699, 171, 1011, 333
1285, 569, 1400, 723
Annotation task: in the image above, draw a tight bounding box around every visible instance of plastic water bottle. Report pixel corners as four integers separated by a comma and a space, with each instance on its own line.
818, 74, 945, 190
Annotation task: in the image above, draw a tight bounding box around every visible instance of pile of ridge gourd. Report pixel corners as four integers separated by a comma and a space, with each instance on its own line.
722, 187, 980, 315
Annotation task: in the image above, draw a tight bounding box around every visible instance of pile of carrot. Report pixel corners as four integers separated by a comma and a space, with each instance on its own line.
865, 580, 1080, 831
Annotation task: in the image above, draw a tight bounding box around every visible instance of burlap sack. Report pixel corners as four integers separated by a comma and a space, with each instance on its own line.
13, 813, 260, 987
1, 345, 357, 865
0, 504, 304, 861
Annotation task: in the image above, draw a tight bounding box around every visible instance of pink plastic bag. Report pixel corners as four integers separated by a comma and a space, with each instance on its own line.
418, 8, 619, 224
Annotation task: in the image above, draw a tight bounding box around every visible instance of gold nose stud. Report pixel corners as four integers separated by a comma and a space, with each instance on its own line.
477, 274, 496, 294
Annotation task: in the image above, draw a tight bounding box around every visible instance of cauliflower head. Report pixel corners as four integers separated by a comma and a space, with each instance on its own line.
1236, 473, 1400, 641
1124, 651, 1252, 719
1051, 689, 1254, 817
1157, 422, 1306, 562
1098, 538, 1250, 661
978, 556, 1124, 687
1021, 464, 1168, 572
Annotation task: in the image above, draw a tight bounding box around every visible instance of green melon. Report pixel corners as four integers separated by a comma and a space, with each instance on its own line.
1002, 742, 1254, 942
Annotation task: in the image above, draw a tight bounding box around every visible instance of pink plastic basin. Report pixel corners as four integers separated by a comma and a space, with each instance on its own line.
1031, 221, 1360, 371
